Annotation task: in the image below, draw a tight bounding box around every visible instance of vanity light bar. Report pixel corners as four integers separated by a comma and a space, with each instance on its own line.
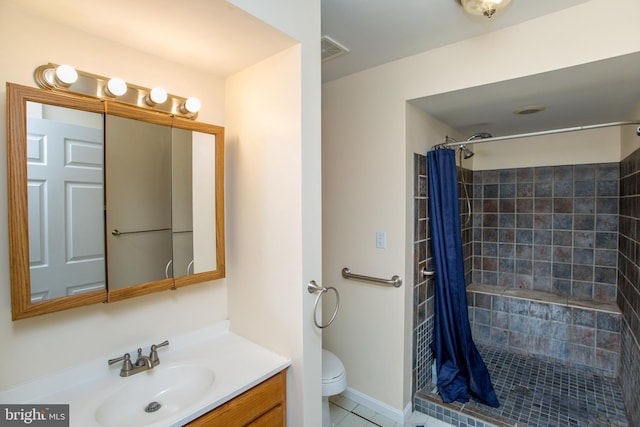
33, 63, 201, 119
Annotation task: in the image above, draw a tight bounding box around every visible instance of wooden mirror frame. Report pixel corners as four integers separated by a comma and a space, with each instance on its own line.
7, 83, 225, 320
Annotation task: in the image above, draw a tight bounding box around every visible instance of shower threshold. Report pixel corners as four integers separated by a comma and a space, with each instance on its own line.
414, 345, 629, 427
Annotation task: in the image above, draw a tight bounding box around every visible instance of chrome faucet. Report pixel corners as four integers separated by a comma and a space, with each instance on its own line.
108, 340, 169, 377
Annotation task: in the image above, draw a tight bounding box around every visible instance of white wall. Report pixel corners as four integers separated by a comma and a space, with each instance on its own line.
0, 1, 227, 387
322, 0, 640, 414
223, 1, 323, 425
225, 45, 322, 426
472, 127, 621, 171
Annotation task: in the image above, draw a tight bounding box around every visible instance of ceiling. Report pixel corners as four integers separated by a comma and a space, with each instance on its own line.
7, 0, 640, 138
5, 0, 295, 77
322, 0, 640, 137
321, 0, 591, 83
410, 52, 640, 138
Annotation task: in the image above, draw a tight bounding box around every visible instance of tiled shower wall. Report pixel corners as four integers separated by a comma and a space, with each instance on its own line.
471, 164, 619, 301
413, 154, 433, 397
618, 147, 640, 426
414, 149, 640, 421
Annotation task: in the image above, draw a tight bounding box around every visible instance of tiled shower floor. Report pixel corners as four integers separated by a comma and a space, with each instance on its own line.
416, 345, 629, 427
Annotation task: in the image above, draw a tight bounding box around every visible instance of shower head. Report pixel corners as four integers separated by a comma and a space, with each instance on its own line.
458, 132, 491, 158
467, 132, 493, 141
458, 145, 475, 159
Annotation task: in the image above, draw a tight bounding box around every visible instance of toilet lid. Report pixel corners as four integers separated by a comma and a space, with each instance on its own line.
322, 349, 345, 381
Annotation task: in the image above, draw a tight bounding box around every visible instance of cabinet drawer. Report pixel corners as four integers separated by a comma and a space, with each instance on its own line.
186, 370, 286, 426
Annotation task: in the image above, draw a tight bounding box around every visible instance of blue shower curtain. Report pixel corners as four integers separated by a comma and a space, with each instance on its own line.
427, 148, 499, 408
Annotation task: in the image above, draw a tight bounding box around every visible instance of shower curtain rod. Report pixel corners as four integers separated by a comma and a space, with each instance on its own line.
443, 120, 640, 148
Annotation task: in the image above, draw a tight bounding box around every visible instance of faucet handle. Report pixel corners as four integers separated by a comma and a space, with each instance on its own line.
108, 353, 134, 376
108, 352, 130, 365
150, 340, 169, 365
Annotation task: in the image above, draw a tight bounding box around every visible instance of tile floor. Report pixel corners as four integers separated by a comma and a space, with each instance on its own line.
329, 394, 452, 427
415, 345, 629, 427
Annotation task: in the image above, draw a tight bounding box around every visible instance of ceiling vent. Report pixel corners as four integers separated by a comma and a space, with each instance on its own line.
321, 36, 349, 62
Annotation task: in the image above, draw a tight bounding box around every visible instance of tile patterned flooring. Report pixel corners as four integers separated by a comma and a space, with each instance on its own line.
329, 395, 451, 427
417, 345, 629, 426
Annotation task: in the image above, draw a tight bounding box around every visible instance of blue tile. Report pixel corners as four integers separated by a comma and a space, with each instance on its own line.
553, 214, 573, 230
596, 181, 619, 197
555, 165, 574, 182
595, 267, 617, 285
574, 180, 595, 197
509, 298, 530, 315
500, 169, 516, 183
535, 182, 552, 197
550, 321, 570, 340
574, 197, 595, 213
554, 181, 573, 197
534, 231, 553, 247
552, 262, 572, 278
535, 166, 553, 182
575, 164, 596, 180
516, 229, 533, 244
573, 231, 594, 248
595, 214, 618, 231
597, 312, 621, 332
551, 305, 571, 323
573, 248, 594, 264
596, 196, 618, 212
595, 163, 619, 180
510, 314, 529, 333
595, 232, 617, 250
500, 183, 516, 198
530, 301, 550, 319
517, 183, 533, 197
574, 214, 595, 230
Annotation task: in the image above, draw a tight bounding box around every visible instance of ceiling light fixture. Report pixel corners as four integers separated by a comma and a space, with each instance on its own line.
33, 63, 200, 119
460, 0, 511, 18
181, 97, 202, 114
38, 64, 78, 87
514, 105, 546, 115
105, 78, 128, 97
146, 87, 168, 106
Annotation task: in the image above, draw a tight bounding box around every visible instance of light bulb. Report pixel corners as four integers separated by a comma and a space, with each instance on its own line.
55, 64, 78, 86
148, 87, 168, 105
183, 97, 201, 114
106, 78, 127, 97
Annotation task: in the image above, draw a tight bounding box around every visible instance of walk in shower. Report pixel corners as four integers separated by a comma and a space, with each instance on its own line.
411, 131, 640, 426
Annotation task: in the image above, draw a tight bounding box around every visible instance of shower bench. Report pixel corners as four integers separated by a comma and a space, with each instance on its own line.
466, 283, 621, 377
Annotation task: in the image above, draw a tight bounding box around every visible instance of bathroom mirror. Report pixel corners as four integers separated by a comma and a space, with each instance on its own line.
7, 83, 225, 319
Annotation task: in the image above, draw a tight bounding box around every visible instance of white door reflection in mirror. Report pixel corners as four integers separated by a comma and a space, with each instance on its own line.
192, 131, 217, 273
171, 129, 217, 276
26, 102, 105, 301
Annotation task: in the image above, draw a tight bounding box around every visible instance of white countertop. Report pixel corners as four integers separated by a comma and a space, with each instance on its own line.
0, 321, 291, 427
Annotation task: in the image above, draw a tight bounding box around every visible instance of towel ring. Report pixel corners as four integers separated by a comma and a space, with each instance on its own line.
307, 280, 340, 329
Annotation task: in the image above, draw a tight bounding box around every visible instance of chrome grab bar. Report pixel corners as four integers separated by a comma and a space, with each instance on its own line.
341, 267, 402, 288
421, 267, 436, 278
112, 227, 171, 236
307, 281, 340, 329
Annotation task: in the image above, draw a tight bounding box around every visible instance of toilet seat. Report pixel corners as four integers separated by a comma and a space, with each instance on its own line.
322, 349, 347, 396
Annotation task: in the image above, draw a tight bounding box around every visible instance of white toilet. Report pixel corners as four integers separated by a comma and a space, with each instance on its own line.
322, 349, 347, 427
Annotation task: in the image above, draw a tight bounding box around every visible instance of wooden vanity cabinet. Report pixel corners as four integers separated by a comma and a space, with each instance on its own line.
185, 370, 286, 426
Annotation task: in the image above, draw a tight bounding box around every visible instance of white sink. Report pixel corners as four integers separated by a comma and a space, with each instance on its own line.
94, 363, 215, 427
0, 323, 291, 427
